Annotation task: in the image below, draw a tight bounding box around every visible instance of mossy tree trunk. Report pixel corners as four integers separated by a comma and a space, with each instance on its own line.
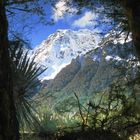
0, 1, 19, 140
122, 0, 140, 58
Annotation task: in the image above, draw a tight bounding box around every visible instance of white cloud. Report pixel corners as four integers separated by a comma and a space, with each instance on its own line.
52, 0, 77, 21
73, 11, 98, 28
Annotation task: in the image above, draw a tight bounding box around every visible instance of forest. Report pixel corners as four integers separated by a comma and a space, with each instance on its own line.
0, 0, 140, 140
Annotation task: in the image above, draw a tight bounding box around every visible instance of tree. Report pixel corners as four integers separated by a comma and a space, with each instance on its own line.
121, 0, 140, 58
0, 1, 47, 139
0, 1, 19, 139
10, 42, 46, 131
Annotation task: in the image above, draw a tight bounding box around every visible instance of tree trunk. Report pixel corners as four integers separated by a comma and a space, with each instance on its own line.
0, 1, 19, 140
122, 0, 140, 58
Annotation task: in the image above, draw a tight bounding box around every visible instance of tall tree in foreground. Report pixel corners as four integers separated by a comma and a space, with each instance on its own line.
0, 0, 47, 139
122, 0, 140, 57
0, 1, 19, 139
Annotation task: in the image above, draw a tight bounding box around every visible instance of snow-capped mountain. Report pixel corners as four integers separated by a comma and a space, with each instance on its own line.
32, 29, 100, 80
38, 30, 139, 112
43, 31, 135, 93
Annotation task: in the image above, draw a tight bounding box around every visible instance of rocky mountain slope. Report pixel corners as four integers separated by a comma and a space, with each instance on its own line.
33, 29, 139, 113
32, 29, 100, 80
35, 30, 139, 114
43, 32, 135, 97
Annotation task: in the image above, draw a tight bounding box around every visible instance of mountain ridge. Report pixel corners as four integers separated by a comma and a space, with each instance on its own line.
31, 29, 101, 80
41, 31, 135, 96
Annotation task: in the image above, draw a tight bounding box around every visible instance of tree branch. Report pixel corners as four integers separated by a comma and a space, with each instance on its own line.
6, 0, 33, 6
74, 92, 85, 130
8, 7, 33, 13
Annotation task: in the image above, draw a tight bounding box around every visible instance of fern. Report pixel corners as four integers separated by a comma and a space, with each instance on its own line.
9, 42, 46, 131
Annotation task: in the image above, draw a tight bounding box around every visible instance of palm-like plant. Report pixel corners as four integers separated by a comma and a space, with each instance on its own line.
9, 40, 46, 130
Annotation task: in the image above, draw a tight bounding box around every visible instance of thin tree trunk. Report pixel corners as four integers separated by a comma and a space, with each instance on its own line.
122, 0, 140, 58
0, 1, 19, 140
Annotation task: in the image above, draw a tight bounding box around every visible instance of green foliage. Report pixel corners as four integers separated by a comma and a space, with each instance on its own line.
34, 73, 140, 138
71, 79, 140, 138
38, 113, 58, 133
9, 42, 46, 131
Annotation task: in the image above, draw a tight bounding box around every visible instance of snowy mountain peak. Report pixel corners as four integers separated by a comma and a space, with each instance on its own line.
32, 29, 100, 80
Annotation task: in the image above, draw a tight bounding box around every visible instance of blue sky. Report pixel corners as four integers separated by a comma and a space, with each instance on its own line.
9, 0, 113, 49
28, 6, 99, 48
